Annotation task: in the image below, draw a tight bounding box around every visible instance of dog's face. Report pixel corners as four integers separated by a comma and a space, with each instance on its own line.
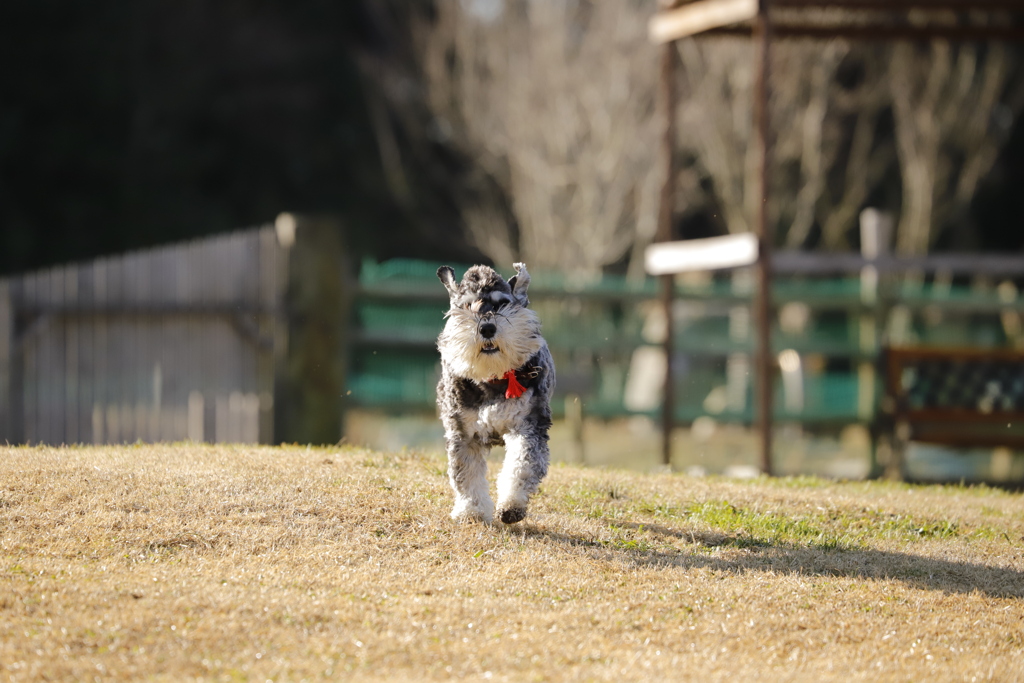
436, 263, 544, 382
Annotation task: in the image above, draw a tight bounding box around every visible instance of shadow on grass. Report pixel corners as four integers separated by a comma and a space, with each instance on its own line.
518, 521, 1024, 599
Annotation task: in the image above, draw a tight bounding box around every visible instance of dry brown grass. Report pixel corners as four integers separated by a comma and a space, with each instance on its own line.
2, 443, 1023, 682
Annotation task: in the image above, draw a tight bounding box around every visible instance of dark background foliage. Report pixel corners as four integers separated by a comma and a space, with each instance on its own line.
0, 0, 486, 276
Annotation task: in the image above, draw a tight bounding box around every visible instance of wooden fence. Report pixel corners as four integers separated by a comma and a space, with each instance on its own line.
0, 216, 351, 446
5, 221, 1021, 457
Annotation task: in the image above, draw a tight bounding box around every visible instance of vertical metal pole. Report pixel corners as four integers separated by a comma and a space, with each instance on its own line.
657, 41, 677, 468
753, 0, 774, 475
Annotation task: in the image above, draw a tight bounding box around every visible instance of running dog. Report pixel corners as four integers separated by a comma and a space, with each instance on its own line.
435, 262, 555, 524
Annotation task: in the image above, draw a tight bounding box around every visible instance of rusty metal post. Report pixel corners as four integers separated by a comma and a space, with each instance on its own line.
753, 0, 774, 475
657, 41, 677, 468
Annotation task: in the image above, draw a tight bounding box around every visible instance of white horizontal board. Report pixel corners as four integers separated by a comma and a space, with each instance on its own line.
645, 233, 760, 275
649, 0, 758, 44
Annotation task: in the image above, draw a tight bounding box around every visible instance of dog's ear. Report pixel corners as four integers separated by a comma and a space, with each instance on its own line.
509, 262, 531, 303
437, 266, 458, 299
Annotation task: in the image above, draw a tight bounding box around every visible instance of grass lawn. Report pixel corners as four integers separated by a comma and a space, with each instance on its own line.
2, 443, 1023, 681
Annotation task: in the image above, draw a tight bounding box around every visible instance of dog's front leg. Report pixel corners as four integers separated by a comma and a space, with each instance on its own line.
446, 436, 494, 523
496, 429, 550, 524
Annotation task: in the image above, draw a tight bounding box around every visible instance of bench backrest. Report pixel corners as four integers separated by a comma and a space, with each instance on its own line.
884, 346, 1024, 448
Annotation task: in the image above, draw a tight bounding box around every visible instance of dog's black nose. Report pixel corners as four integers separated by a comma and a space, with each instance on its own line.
480, 322, 497, 339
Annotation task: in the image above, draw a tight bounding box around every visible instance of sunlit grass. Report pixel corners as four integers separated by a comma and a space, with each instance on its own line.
555, 478, 1008, 553
2, 444, 1023, 682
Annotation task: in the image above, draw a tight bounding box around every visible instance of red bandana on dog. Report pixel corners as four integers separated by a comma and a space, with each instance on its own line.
503, 369, 526, 399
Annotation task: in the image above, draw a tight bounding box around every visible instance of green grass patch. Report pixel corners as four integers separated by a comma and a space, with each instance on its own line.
683, 500, 847, 550
557, 483, 634, 520
626, 493, 1008, 550
557, 477, 1011, 550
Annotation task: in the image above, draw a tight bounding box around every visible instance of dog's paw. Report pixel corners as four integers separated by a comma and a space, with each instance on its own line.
451, 510, 493, 524
498, 506, 527, 525
450, 505, 494, 524
450, 493, 494, 524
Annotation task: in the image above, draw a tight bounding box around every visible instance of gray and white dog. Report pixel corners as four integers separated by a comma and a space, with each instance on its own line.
435, 262, 555, 524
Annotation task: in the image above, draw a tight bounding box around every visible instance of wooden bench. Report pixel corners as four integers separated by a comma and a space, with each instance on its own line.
880, 346, 1024, 480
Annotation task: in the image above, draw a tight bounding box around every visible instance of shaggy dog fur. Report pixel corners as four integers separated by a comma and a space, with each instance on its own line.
436, 262, 555, 524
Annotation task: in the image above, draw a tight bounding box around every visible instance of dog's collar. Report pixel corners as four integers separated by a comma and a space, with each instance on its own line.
488, 364, 543, 399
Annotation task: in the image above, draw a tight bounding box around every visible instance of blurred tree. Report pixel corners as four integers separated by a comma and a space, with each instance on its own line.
890, 41, 1024, 255
412, 0, 662, 279
675, 35, 1023, 254
403, 2, 1023, 263
676, 38, 897, 250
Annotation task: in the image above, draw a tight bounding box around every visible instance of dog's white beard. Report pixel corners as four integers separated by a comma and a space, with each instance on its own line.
438, 306, 544, 383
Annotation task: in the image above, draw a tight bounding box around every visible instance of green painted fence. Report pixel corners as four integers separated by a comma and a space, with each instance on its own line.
349, 258, 1022, 426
